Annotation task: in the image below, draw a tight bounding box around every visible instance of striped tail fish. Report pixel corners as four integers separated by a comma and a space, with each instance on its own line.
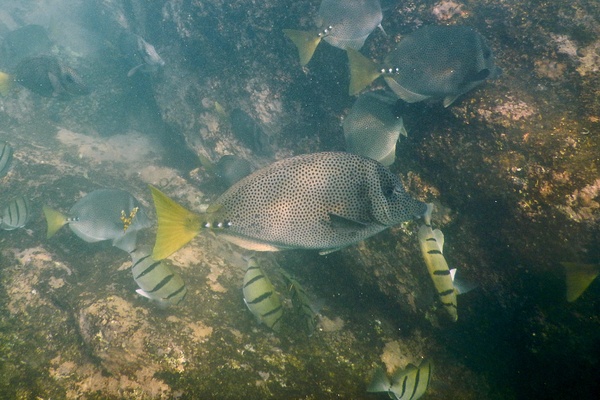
418, 223, 458, 322
367, 358, 433, 400
0, 142, 14, 179
1, 196, 31, 230
243, 257, 283, 332
130, 246, 187, 307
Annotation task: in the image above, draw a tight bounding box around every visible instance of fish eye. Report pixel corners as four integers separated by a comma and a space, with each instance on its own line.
384, 186, 395, 197
65, 74, 75, 83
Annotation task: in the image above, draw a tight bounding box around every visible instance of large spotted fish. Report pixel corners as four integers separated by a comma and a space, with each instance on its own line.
150, 152, 429, 259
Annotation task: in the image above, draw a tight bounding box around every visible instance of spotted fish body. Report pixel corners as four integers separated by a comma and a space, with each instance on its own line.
130, 247, 187, 306
151, 152, 428, 259
418, 224, 457, 321
243, 257, 283, 332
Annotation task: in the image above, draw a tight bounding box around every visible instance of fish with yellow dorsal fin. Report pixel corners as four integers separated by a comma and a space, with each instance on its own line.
284, 0, 383, 66
150, 152, 429, 260
560, 262, 600, 302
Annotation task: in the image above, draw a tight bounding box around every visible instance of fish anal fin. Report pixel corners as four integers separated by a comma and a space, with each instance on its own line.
561, 262, 600, 302
42, 205, 68, 239
149, 185, 201, 260
283, 29, 321, 66
347, 48, 382, 95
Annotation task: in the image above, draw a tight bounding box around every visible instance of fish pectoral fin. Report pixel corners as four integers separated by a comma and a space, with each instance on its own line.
328, 213, 369, 232
283, 29, 321, 66
47, 72, 63, 97
561, 262, 600, 302
347, 48, 382, 95
127, 63, 145, 77
205, 203, 223, 213
469, 68, 491, 82
42, 205, 68, 239
149, 185, 202, 260
443, 94, 461, 108
318, 246, 346, 256
136, 289, 153, 299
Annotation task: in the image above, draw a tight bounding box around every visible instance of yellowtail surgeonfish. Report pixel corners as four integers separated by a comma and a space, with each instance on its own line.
560, 262, 600, 302
130, 246, 187, 307
343, 90, 407, 166
150, 152, 430, 259
284, 0, 383, 66
347, 25, 500, 106
0, 142, 13, 179
243, 257, 284, 332
367, 358, 433, 400
418, 224, 459, 321
43, 189, 152, 252
0, 196, 31, 230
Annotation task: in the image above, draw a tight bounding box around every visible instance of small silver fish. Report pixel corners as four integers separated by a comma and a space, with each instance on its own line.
348, 25, 500, 106
0, 196, 31, 230
43, 189, 152, 252
150, 152, 430, 259
119, 32, 165, 77
284, 0, 383, 66
0, 141, 14, 179
13, 55, 90, 99
368, 359, 433, 400
130, 246, 187, 307
243, 257, 284, 332
343, 90, 407, 166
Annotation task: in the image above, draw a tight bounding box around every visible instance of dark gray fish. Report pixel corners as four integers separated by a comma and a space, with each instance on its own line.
0, 141, 13, 179
151, 152, 430, 259
0, 25, 52, 68
214, 155, 254, 187
119, 31, 165, 77
230, 108, 272, 155
130, 246, 187, 307
14, 55, 90, 99
349, 25, 501, 106
1, 196, 31, 230
44, 189, 152, 252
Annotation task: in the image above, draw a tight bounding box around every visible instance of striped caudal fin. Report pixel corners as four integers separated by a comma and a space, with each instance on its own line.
131, 248, 187, 306
418, 224, 458, 322
0, 141, 13, 179
243, 258, 283, 332
1, 196, 31, 231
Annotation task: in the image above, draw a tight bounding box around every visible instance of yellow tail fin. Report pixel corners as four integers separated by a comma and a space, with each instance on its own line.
346, 48, 382, 95
561, 262, 600, 302
283, 29, 321, 66
42, 206, 68, 239
149, 185, 201, 260
0, 72, 13, 95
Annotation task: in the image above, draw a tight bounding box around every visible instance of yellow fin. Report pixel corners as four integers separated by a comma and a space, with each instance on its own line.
0, 72, 13, 95
283, 29, 321, 66
42, 206, 68, 239
561, 262, 600, 302
346, 48, 382, 95
149, 185, 201, 260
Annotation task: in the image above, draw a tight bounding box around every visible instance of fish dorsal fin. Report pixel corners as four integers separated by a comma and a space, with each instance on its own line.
283, 29, 321, 66
328, 213, 369, 232
561, 262, 600, 302
149, 185, 201, 260
42, 205, 68, 238
347, 48, 382, 95
433, 228, 444, 252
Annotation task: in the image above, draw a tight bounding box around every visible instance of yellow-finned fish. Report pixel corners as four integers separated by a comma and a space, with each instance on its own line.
130, 246, 187, 307
283, 0, 383, 66
243, 257, 283, 332
367, 358, 433, 400
418, 224, 458, 322
149, 152, 430, 260
560, 262, 600, 302
347, 25, 500, 107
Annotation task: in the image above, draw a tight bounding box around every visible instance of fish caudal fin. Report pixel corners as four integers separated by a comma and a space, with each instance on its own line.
0, 72, 13, 95
42, 206, 68, 239
561, 262, 600, 302
149, 185, 201, 260
283, 29, 321, 66
346, 48, 381, 95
